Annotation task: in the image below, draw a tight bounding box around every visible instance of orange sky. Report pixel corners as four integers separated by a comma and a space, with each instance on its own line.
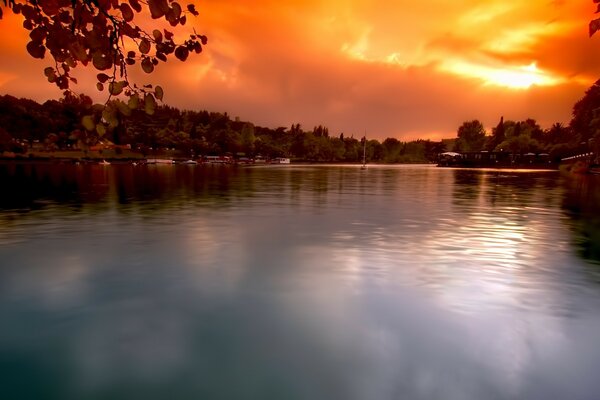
1, 0, 599, 140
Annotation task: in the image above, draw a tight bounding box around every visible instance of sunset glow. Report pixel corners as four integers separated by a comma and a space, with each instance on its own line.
0, 0, 598, 139
441, 61, 562, 89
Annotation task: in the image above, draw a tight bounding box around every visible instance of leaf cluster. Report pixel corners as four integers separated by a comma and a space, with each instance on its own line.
0, 0, 206, 103
591, 0, 600, 37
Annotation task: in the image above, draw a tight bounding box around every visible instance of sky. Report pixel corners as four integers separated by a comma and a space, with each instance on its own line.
0, 0, 599, 140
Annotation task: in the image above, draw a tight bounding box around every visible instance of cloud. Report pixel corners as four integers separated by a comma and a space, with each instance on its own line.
0, 0, 596, 139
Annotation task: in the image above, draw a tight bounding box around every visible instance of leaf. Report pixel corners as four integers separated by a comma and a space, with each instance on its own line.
102, 107, 119, 128
97, 82, 104, 91
96, 123, 106, 136
128, 94, 140, 110
29, 27, 46, 42
148, 0, 168, 19
40, 0, 60, 17
129, 0, 142, 13
155, 85, 164, 101
108, 81, 125, 96
69, 41, 88, 63
171, 2, 182, 18
187, 4, 199, 16
82, 115, 95, 131
44, 67, 54, 77
590, 18, 600, 37
26, 41, 45, 59
120, 3, 134, 22
166, 8, 178, 26
153, 29, 163, 43
166, 2, 182, 24
175, 46, 188, 61
92, 51, 113, 70
141, 57, 154, 73
144, 93, 157, 115
121, 23, 140, 39
139, 38, 151, 54
97, 73, 110, 83
98, 0, 111, 10
56, 76, 69, 89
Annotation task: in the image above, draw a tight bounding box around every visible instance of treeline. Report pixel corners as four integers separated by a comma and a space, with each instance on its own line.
453, 79, 600, 161
0, 93, 444, 163
1, 78, 599, 162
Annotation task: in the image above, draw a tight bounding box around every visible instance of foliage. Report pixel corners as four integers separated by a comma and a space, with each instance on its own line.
6, 73, 600, 162
454, 120, 486, 152
590, 0, 600, 37
0, 94, 448, 163
0, 0, 205, 102
571, 79, 600, 143
495, 134, 542, 154
487, 116, 505, 151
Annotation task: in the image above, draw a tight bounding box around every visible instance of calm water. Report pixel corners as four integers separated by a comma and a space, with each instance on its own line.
1, 162, 600, 400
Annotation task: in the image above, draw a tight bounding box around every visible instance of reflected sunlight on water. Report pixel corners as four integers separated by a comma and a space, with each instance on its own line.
1, 163, 600, 400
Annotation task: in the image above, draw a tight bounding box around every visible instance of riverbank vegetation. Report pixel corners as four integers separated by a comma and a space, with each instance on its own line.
0, 93, 448, 163
0, 79, 599, 163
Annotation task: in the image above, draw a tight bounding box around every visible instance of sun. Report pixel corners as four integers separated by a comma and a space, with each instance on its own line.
441, 61, 562, 90
481, 62, 559, 89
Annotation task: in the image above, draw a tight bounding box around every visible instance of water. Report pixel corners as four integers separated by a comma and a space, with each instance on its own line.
1, 162, 600, 399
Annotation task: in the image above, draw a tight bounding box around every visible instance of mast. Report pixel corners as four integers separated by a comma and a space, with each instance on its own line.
362, 132, 367, 166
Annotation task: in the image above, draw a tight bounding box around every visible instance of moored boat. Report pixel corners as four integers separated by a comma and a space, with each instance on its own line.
147, 158, 174, 164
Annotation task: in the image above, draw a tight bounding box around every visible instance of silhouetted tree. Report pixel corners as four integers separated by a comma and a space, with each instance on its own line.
454, 120, 486, 152
487, 116, 505, 150
382, 137, 402, 162
571, 79, 600, 143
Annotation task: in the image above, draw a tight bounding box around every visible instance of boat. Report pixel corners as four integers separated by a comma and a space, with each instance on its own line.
271, 157, 290, 164
146, 158, 174, 164
99, 159, 110, 166
202, 155, 233, 164
180, 159, 198, 165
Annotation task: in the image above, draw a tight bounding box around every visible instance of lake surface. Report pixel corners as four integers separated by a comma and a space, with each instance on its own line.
1, 162, 600, 400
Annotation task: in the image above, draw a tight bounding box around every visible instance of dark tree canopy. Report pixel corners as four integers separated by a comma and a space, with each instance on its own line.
454, 120, 486, 152
570, 79, 600, 142
0, 0, 206, 109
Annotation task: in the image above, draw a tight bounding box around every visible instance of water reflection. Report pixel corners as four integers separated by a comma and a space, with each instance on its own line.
1, 163, 600, 399
561, 173, 600, 266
